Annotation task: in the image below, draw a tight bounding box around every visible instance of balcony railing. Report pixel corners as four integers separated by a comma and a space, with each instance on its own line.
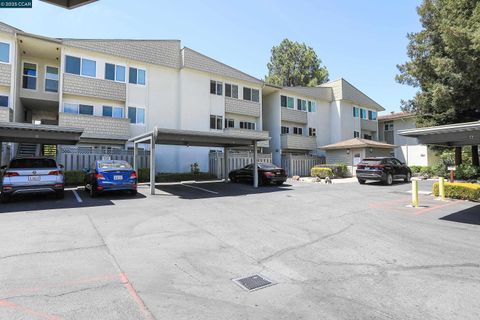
281, 134, 317, 151
59, 112, 130, 141
281, 108, 307, 124
63, 74, 126, 101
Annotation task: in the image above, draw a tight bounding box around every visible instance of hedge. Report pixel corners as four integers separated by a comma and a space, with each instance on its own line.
312, 164, 348, 178
64, 170, 85, 186
310, 167, 333, 179
155, 172, 217, 182
432, 182, 480, 201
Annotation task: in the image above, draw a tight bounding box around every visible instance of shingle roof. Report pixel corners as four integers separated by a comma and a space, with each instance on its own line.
320, 138, 396, 150
319, 78, 384, 111
378, 112, 415, 121
181, 47, 262, 84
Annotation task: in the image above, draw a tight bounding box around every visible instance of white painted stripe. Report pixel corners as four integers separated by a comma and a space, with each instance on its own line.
72, 190, 83, 203
181, 183, 219, 194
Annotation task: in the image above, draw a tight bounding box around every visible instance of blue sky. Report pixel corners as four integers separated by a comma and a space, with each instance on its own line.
2, 0, 422, 113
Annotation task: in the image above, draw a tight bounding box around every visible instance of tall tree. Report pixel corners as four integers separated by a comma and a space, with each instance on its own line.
265, 39, 329, 87
396, 0, 480, 127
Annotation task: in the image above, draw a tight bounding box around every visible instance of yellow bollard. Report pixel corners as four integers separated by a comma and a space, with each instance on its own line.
412, 180, 419, 208
439, 177, 445, 201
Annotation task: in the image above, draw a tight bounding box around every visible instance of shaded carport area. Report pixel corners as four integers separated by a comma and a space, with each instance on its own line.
398, 120, 480, 166
0, 122, 84, 165
129, 127, 270, 194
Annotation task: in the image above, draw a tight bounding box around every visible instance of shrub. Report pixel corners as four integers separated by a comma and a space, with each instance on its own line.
312, 164, 348, 178
409, 166, 423, 174
432, 182, 480, 201
455, 164, 479, 180
137, 168, 150, 183
64, 170, 85, 186
190, 162, 200, 174
419, 166, 434, 178
432, 163, 448, 178
310, 167, 333, 179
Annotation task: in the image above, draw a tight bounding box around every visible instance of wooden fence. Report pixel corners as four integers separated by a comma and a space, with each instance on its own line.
57, 146, 150, 171
209, 151, 272, 179
281, 154, 325, 177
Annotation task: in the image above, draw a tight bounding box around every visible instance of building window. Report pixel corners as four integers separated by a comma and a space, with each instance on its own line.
45, 66, 59, 93
225, 118, 235, 128
354, 131, 360, 138
281, 126, 289, 134
309, 127, 316, 137
297, 99, 307, 111
225, 83, 238, 98
308, 101, 317, 112
79, 104, 94, 115
243, 87, 260, 102
210, 80, 223, 95
293, 127, 303, 135
105, 63, 126, 82
65, 56, 96, 77
368, 110, 377, 120
210, 115, 223, 130
63, 103, 93, 115
385, 123, 394, 131
22, 62, 37, 90
103, 106, 124, 118
360, 108, 367, 119
364, 134, 372, 140
0, 42, 10, 63
287, 97, 294, 109
281, 95, 287, 108
0, 95, 8, 107
129, 67, 146, 85
128, 107, 145, 124
240, 121, 256, 130
353, 107, 359, 117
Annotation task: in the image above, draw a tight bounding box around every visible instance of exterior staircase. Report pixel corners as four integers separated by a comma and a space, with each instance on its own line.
16, 143, 40, 157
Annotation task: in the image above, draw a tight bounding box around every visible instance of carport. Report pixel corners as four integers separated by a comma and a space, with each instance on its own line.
129, 127, 270, 194
398, 120, 480, 166
0, 122, 83, 165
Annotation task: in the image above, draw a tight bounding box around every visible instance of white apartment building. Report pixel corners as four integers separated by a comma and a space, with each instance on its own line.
0, 21, 385, 173
262, 79, 384, 166
378, 112, 439, 166
0, 22, 265, 172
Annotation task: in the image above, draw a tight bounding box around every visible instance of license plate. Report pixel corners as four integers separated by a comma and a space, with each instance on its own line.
28, 176, 41, 181
114, 175, 123, 180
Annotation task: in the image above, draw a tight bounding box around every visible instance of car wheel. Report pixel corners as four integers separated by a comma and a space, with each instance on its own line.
89, 186, 97, 198
0, 193, 10, 203
55, 190, 64, 199
404, 172, 411, 183
358, 179, 366, 184
276, 181, 284, 186
130, 190, 137, 196
385, 173, 393, 185
229, 175, 236, 183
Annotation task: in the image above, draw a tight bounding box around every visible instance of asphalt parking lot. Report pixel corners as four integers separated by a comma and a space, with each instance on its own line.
0, 179, 479, 319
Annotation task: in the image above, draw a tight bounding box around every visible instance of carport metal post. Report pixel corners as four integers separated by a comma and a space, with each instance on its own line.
133, 142, 138, 173
223, 147, 229, 183
253, 140, 258, 188
150, 133, 156, 195
0, 141, 2, 166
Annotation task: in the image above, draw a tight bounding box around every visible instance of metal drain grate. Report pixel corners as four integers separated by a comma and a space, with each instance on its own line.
232, 274, 275, 291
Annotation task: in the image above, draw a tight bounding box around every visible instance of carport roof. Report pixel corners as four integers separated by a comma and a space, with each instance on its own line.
398, 121, 480, 146
129, 127, 270, 148
0, 122, 83, 145
320, 138, 396, 150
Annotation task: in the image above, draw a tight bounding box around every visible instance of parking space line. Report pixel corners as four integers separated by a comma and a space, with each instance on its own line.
72, 190, 83, 203
181, 183, 219, 194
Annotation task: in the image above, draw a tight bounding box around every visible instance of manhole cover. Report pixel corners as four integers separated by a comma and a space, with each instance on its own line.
232, 274, 275, 291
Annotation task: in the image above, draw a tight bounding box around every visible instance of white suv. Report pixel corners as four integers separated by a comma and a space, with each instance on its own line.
1, 157, 64, 203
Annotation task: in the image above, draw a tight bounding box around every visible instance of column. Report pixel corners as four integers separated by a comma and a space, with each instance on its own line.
150, 138, 156, 195
133, 142, 138, 172
454, 147, 462, 166
223, 147, 229, 183
0, 142, 3, 167
253, 141, 258, 188
472, 145, 479, 167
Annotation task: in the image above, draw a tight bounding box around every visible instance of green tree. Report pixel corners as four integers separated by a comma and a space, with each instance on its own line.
396, 0, 480, 127
265, 39, 329, 87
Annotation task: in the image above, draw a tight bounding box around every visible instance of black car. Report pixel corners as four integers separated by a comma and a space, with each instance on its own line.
356, 157, 411, 185
229, 163, 287, 186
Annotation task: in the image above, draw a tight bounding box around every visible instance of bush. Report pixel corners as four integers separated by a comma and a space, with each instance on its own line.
432, 182, 480, 201
312, 164, 348, 178
432, 163, 448, 178
418, 166, 434, 178
409, 166, 423, 174
155, 172, 217, 182
310, 167, 333, 179
137, 168, 150, 183
64, 170, 85, 186
455, 164, 479, 180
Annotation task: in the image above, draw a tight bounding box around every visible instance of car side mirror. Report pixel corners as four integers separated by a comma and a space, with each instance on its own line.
0, 165, 6, 170
59, 164, 64, 169
82, 168, 90, 173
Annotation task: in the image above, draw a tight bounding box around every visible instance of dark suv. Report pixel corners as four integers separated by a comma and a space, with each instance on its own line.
356, 157, 411, 185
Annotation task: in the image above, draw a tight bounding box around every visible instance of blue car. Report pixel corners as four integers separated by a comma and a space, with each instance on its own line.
84, 160, 137, 197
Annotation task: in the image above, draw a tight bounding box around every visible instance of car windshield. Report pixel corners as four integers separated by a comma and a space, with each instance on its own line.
98, 161, 132, 170
258, 163, 279, 169
9, 158, 57, 168
360, 159, 383, 165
